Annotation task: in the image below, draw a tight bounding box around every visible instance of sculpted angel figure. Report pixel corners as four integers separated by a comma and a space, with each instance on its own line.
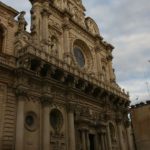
18, 11, 27, 32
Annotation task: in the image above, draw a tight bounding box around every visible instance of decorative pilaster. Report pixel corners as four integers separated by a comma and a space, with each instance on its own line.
15, 86, 27, 150
81, 130, 86, 150
63, 15, 71, 64
67, 103, 76, 150
30, 2, 42, 43
86, 131, 90, 150
116, 114, 124, 150
118, 124, 125, 150
41, 94, 53, 150
95, 37, 102, 80
41, 2, 51, 52
101, 133, 105, 150
106, 124, 112, 150
104, 133, 109, 150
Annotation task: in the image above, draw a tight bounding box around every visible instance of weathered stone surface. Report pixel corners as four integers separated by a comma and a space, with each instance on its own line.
0, 0, 132, 150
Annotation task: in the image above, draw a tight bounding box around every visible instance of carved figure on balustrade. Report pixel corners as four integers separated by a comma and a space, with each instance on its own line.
18, 11, 27, 32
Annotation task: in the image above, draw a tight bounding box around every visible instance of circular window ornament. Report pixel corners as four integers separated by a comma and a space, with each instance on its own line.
25, 112, 38, 132
50, 109, 63, 132
73, 47, 85, 68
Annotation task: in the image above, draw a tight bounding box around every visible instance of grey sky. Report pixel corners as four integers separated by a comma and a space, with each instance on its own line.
1, 0, 150, 104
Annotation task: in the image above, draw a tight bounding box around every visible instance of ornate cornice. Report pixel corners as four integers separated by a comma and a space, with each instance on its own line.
41, 94, 53, 106
15, 46, 129, 106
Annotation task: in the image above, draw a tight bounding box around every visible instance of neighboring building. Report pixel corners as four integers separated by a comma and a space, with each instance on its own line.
0, 0, 132, 150
130, 101, 150, 150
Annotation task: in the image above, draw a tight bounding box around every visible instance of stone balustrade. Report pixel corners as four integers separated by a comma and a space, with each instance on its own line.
17, 45, 129, 101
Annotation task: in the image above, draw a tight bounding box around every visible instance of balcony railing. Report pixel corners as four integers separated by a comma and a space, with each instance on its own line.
17, 45, 129, 100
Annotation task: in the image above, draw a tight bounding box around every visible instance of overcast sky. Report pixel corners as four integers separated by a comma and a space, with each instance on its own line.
1, 0, 150, 104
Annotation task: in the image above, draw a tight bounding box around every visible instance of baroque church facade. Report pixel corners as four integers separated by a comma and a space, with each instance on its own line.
0, 0, 132, 150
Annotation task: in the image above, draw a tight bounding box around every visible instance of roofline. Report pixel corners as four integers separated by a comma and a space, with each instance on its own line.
0, 1, 19, 17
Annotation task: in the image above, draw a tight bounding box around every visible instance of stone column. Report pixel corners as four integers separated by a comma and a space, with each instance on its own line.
86, 131, 90, 150
95, 44, 102, 80
104, 133, 109, 150
101, 133, 105, 150
117, 123, 124, 150
41, 95, 53, 150
15, 88, 27, 150
67, 104, 76, 150
106, 124, 112, 150
95, 133, 99, 150
41, 2, 51, 53
81, 130, 86, 150
63, 15, 71, 64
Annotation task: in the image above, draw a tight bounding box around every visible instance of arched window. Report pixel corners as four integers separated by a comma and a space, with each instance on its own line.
73, 39, 93, 69
73, 46, 85, 68
0, 26, 4, 52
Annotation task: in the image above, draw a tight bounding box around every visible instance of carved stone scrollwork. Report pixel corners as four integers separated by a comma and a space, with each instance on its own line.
15, 85, 28, 98
116, 113, 122, 124
92, 87, 100, 97
75, 78, 85, 91
50, 132, 65, 150
41, 94, 53, 106
62, 15, 71, 30
98, 111, 111, 123
85, 17, 100, 35
18, 57, 31, 69
45, 65, 56, 78
84, 83, 94, 94
66, 103, 76, 113
64, 74, 75, 87
63, 52, 75, 65
41, 7, 51, 17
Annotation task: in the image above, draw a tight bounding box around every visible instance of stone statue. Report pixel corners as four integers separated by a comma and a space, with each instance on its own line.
18, 11, 27, 32
51, 38, 58, 56
87, 20, 96, 34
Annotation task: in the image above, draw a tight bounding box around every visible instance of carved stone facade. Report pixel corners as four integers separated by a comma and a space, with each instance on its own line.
0, 0, 132, 150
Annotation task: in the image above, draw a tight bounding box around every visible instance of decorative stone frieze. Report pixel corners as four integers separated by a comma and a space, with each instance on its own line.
50, 132, 66, 150
41, 94, 53, 106
15, 85, 28, 98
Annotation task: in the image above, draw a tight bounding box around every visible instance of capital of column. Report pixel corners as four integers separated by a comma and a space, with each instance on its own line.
41, 8, 51, 17
97, 129, 106, 134
66, 103, 76, 113
15, 85, 28, 98
107, 54, 113, 61
62, 23, 71, 31
41, 10, 51, 17
41, 94, 53, 106
62, 15, 71, 30
78, 127, 89, 132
